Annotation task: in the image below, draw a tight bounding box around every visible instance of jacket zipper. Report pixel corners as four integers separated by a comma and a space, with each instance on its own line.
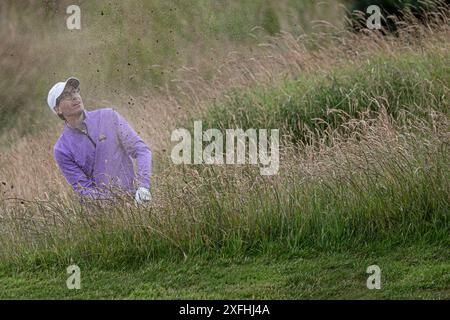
79, 125, 97, 148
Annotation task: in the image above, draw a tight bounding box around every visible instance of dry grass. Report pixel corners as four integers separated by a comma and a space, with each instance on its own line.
1, 105, 448, 267
1, 4, 448, 201
0, 3, 448, 268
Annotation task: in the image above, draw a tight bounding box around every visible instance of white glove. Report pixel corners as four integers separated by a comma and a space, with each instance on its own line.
135, 187, 152, 204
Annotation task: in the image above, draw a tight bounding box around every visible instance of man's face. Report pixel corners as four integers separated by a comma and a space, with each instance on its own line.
54, 85, 84, 119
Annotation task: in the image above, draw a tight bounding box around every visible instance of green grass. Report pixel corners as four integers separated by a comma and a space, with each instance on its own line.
204, 50, 449, 142
2, 131, 448, 272
0, 244, 448, 299
0, 47, 448, 286
1, 8, 449, 299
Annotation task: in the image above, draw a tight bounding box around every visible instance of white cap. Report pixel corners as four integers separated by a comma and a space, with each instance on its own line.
47, 77, 80, 114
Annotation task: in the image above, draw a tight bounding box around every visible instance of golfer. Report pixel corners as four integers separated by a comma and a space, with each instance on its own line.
47, 77, 152, 204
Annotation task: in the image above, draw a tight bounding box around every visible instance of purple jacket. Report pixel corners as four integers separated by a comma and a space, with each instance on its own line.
54, 108, 152, 201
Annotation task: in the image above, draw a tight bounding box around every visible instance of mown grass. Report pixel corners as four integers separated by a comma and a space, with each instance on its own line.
0, 245, 448, 299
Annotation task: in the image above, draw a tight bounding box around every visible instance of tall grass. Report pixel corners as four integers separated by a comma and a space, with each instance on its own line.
1, 107, 448, 270
204, 49, 449, 142
0, 0, 345, 137
0, 5, 449, 271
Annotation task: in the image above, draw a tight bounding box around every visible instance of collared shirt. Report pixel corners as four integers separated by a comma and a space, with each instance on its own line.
54, 108, 152, 201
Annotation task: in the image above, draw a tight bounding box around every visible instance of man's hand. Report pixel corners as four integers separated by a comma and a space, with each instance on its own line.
135, 187, 152, 204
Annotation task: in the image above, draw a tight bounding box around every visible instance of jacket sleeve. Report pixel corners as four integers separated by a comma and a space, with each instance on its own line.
54, 146, 108, 200
112, 109, 152, 189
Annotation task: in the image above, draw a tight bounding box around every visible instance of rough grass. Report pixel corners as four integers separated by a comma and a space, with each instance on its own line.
0, 0, 345, 137
204, 49, 449, 142
1, 51, 448, 272
0, 4, 449, 299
